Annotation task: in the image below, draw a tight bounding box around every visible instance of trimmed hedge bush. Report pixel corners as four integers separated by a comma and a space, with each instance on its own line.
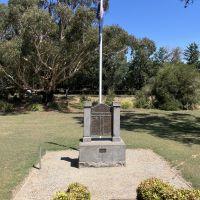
137, 178, 200, 200
53, 183, 91, 200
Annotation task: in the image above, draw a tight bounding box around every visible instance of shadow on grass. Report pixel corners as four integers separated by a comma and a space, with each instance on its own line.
70, 147, 79, 151
71, 110, 200, 145
0, 110, 29, 116
121, 112, 200, 145
45, 142, 79, 151
73, 116, 84, 127
45, 142, 68, 148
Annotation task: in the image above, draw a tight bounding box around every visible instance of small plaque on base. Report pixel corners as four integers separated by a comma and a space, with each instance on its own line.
79, 140, 126, 168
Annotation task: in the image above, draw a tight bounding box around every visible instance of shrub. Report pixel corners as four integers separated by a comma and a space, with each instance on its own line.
158, 95, 182, 111
0, 100, 14, 113
53, 183, 91, 200
121, 100, 133, 109
80, 95, 91, 104
136, 178, 200, 200
105, 90, 115, 106
153, 64, 200, 110
28, 104, 44, 112
47, 102, 61, 110
53, 192, 75, 200
67, 183, 91, 200
135, 90, 153, 109
92, 100, 98, 106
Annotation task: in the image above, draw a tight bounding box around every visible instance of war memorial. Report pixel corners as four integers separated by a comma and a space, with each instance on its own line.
78, 0, 126, 168
79, 102, 126, 167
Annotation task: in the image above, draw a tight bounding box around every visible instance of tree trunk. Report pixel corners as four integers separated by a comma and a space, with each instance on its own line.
42, 91, 54, 104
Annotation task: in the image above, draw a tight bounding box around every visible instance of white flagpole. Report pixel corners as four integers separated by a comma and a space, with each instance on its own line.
99, 0, 103, 104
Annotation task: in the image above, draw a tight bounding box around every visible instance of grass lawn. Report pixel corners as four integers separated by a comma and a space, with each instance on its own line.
0, 109, 200, 200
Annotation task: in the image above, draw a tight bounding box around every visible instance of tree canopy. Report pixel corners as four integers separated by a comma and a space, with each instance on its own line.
1, 0, 200, 111
0, 0, 112, 102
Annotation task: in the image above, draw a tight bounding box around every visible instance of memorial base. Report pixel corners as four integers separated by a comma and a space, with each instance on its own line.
79, 140, 126, 168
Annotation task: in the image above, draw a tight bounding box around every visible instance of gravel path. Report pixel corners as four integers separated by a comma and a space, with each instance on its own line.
13, 149, 191, 200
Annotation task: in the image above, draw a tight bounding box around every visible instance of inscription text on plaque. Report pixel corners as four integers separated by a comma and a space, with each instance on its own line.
91, 104, 112, 137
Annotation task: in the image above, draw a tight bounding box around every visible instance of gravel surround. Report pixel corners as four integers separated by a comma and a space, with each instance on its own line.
13, 149, 191, 200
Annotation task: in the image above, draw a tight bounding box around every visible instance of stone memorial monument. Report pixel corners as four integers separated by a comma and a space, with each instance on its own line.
78, 0, 126, 167
79, 102, 126, 167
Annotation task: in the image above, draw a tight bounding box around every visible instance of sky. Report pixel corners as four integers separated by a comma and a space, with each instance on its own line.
1, 0, 200, 50
104, 0, 200, 50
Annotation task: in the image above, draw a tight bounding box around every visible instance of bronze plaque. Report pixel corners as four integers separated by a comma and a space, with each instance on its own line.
91, 104, 112, 137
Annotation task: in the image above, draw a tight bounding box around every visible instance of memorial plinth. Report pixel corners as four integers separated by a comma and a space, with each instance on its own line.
79, 102, 126, 168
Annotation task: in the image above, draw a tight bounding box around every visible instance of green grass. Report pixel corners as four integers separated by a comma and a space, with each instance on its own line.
0, 109, 200, 200
121, 109, 200, 188
0, 112, 82, 200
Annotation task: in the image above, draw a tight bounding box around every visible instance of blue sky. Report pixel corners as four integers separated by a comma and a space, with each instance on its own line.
104, 0, 200, 50
1, 0, 200, 50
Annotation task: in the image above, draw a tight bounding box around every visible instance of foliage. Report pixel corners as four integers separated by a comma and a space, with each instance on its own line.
153, 64, 200, 110
135, 87, 153, 109
80, 95, 91, 103
102, 26, 130, 91
0, 4, 9, 40
128, 37, 157, 90
136, 178, 200, 200
92, 100, 98, 106
0, 0, 100, 103
28, 103, 43, 111
47, 102, 61, 110
1, 0, 200, 110
105, 89, 115, 105
65, 25, 130, 93
0, 100, 14, 113
121, 100, 133, 109
53, 192, 75, 200
67, 183, 91, 200
184, 42, 199, 67
53, 183, 91, 200
153, 47, 171, 64
171, 47, 182, 64
182, 0, 194, 7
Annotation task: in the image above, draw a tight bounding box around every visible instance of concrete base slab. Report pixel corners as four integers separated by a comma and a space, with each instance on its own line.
79, 140, 126, 168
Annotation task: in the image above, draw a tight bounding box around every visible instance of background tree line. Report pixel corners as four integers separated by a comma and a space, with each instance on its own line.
0, 0, 200, 110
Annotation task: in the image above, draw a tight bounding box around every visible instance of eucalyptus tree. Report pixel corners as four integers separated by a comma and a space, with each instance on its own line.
65, 25, 131, 93
102, 26, 130, 92
0, 4, 9, 40
171, 47, 182, 64
0, 0, 109, 102
128, 37, 156, 90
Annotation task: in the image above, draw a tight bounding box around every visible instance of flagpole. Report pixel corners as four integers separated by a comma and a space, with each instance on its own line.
99, 0, 103, 104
